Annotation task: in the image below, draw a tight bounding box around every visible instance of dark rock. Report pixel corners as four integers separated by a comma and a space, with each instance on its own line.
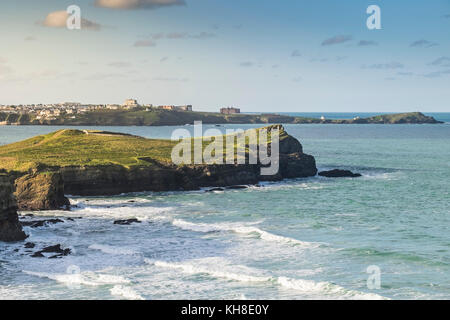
226, 185, 248, 190
0, 175, 27, 242
205, 187, 225, 192
31, 252, 44, 258
32, 244, 71, 258
24, 242, 35, 248
318, 169, 362, 178
114, 218, 141, 225
21, 218, 64, 228
14, 172, 70, 211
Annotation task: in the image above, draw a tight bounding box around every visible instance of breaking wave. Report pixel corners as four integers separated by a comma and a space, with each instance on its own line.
172, 219, 321, 247
110, 285, 144, 300
149, 259, 387, 300
23, 270, 130, 287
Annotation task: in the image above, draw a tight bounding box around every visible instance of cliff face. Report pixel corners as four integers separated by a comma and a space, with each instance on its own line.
0, 125, 317, 203
0, 175, 27, 242
59, 126, 317, 196
14, 172, 70, 210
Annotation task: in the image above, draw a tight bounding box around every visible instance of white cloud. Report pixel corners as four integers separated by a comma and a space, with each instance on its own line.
133, 40, 156, 47
95, 0, 186, 9
321, 35, 352, 46
41, 11, 100, 30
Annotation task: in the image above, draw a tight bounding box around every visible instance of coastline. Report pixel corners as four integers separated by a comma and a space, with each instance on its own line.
0, 111, 443, 126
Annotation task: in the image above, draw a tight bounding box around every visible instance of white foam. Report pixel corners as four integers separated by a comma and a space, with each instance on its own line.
277, 277, 387, 300
23, 270, 130, 287
110, 285, 145, 300
89, 244, 139, 255
172, 219, 320, 247
149, 258, 387, 300
151, 260, 273, 283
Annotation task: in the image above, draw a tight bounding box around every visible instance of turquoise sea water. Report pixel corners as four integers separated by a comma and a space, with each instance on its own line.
0, 117, 449, 299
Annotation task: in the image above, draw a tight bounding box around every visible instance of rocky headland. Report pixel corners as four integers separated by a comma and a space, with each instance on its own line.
0, 125, 317, 214
0, 174, 27, 242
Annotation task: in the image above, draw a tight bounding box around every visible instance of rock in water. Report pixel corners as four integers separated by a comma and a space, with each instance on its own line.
14, 172, 70, 211
31, 244, 71, 259
0, 174, 27, 242
318, 169, 362, 178
114, 218, 142, 225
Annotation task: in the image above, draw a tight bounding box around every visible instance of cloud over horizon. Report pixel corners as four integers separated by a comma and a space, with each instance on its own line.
410, 39, 438, 47
95, 0, 186, 10
362, 62, 404, 70
321, 35, 352, 46
40, 11, 100, 30
429, 56, 450, 67
133, 40, 156, 47
291, 50, 301, 57
358, 40, 378, 46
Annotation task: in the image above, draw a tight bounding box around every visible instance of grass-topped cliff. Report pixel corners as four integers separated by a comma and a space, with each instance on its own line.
0, 125, 317, 200
0, 109, 442, 126
0, 129, 177, 171
0, 126, 295, 172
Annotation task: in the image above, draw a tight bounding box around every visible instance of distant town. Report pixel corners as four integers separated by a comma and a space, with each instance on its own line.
0, 99, 241, 122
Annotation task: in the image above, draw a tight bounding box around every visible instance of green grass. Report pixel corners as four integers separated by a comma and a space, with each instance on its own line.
0, 126, 289, 172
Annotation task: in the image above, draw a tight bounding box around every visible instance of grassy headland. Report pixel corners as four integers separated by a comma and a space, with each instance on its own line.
0, 109, 442, 126
0, 126, 293, 172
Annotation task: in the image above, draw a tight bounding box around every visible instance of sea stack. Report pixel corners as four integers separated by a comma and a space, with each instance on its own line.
0, 174, 27, 242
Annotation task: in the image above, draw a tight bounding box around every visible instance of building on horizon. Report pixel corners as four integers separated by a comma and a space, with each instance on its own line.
220, 107, 240, 114
158, 105, 193, 112
123, 99, 139, 109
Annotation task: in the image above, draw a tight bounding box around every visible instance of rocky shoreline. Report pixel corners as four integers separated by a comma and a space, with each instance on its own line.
0, 126, 317, 226
0, 174, 27, 242
0, 110, 443, 126
0, 125, 369, 243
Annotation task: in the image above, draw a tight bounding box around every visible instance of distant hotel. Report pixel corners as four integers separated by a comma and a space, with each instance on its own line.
220, 107, 240, 114
123, 99, 139, 109
159, 105, 193, 112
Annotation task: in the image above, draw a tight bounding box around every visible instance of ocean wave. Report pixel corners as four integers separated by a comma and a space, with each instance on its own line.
152, 260, 272, 283
23, 270, 130, 287
172, 219, 320, 247
277, 277, 386, 300
89, 244, 140, 255
69, 201, 175, 220
149, 259, 387, 300
110, 285, 144, 300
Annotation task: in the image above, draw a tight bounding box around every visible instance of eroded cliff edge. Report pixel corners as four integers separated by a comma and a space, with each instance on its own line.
0, 174, 27, 242
1, 125, 317, 207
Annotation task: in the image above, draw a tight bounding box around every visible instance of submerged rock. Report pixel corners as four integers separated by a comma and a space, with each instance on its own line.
24, 242, 35, 248
205, 187, 225, 192
0, 174, 27, 242
31, 244, 71, 259
21, 218, 64, 228
114, 218, 142, 225
318, 169, 362, 178
226, 185, 248, 190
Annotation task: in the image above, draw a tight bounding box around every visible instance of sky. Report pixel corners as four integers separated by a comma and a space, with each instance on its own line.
0, 0, 449, 112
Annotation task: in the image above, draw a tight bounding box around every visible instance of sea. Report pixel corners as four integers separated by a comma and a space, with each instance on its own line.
0, 112, 449, 300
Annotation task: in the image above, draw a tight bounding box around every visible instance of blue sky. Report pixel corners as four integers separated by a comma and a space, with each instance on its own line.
0, 0, 449, 112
